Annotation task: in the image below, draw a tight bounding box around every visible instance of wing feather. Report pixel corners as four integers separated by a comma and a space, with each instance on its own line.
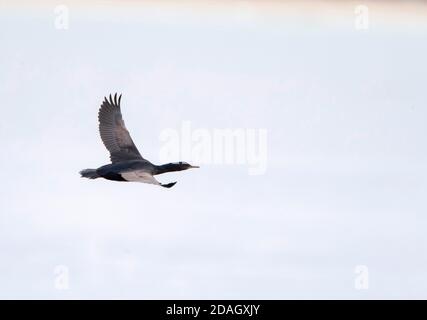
121, 171, 160, 185
98, 93, 144, 163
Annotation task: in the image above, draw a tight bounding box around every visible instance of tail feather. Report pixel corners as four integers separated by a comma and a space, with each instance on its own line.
79, 169, 100, 179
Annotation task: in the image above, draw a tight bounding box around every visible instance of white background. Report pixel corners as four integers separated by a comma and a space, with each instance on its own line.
0, 1, 426, 299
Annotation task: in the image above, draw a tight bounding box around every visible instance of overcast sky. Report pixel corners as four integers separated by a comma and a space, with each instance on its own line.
0, 1, 426, 299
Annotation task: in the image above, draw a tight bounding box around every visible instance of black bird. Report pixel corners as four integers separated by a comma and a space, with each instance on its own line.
80, 94, 198, 188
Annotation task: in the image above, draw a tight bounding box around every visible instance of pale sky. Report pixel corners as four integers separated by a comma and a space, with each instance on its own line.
0, 1, 426, 299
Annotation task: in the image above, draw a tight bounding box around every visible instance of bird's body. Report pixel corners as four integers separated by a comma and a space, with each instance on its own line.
80, 94, 198, 188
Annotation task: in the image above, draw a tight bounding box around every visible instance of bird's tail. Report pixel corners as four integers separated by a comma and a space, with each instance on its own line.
79, 169, 100, 179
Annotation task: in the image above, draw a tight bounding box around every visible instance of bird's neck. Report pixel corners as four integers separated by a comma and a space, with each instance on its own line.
155, 163, 183, 175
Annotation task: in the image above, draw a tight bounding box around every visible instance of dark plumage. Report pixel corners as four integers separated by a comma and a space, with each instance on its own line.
79, 94, 198, 187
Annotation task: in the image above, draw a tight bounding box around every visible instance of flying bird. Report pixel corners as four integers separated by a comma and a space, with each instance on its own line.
79, 93, 199, 188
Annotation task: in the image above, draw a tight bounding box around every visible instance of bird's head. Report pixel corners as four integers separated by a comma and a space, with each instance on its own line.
175, 161, 199, 171
156, 161, 199, 174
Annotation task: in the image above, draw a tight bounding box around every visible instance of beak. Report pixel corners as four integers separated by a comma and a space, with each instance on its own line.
190, 165, 200, 169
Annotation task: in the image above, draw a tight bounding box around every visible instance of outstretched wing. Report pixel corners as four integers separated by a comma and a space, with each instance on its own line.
98, 93, 144, 163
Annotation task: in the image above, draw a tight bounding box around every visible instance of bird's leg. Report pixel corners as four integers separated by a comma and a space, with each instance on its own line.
160, 182, 177, 188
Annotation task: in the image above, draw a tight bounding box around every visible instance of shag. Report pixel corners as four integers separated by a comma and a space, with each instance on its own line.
79, 93, 198, 188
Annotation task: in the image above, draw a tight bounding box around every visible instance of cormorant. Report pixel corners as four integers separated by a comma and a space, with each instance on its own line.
79, 94, 198, 188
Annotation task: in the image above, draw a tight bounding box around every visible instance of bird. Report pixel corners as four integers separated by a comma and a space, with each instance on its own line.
79, 93, 199, 188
